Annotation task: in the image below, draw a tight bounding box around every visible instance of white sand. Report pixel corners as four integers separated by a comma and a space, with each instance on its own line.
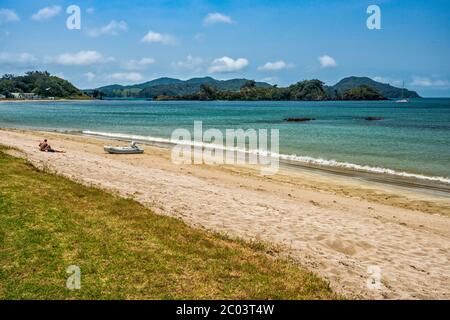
1, 128, 449, 299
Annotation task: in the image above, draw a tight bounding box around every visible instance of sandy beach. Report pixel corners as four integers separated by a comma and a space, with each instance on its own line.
1, 128, 449, 299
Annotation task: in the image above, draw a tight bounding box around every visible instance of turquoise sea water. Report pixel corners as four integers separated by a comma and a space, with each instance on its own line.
0, 99, 449, 181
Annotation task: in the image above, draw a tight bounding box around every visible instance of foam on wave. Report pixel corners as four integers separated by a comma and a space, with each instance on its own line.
83, 130, 450, 184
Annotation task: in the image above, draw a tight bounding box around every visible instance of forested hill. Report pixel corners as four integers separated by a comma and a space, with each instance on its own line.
1, 72, 420, 101
160, 80, 386, 101
93, 77, 272, 98
326, 76, 421, 99
0, 71, 85, 98
92, 75, 420, 100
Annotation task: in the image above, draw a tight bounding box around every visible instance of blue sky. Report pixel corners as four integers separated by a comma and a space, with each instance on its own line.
0, 0, 449, 96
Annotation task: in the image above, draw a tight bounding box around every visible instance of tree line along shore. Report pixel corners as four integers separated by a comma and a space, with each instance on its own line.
153, 80, 388, 101
1, 71, 420, 101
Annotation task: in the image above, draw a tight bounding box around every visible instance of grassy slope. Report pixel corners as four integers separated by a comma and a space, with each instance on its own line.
0, 149, 337, 300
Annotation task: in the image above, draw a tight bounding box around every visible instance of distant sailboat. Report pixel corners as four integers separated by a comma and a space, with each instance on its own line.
396, 81, 409, 103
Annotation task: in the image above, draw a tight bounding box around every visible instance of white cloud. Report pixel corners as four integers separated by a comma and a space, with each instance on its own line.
318, 54, 337, 68
411, 76, 450, 88
194, 33, 205, 42
87, 20, 127, 37
0, 8, 20, 25
86, 7, 95, 14
172, 55, 203, 71
31, 6, 62, 21
203, 12, 234, 25
258, 60, 294, 71
122, 58, 155, 70
52, 51, 114, 66
0, 52, 37, 64
208, 56, 248, 73
260, 76, 279, 84
141, 31, 178, 45
106, 72, 144, 83
84, 72, 96, 82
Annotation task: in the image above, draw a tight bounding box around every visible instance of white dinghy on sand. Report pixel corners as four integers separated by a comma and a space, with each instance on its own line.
104, 141, 144, 154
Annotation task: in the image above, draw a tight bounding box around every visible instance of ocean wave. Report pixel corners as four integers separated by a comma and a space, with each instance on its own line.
83, 130, 173, 144
277, 154, 450, 184
83, 130, 450, 184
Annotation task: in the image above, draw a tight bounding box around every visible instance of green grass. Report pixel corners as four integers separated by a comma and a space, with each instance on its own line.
0, 148, 337, 299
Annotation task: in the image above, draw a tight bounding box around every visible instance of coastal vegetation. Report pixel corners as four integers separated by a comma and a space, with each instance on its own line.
89, 77, 272, 98
0, 71, 86, 99
92, 75, 419, 101
327, 76, 420, 99
0, 71, 420, 101
341, 85, 387, 100
0, 147, 337, 299
157, 80, 384, 101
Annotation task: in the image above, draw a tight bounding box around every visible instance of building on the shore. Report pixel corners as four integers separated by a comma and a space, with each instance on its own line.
0, 94, 6, 99
22, 93, 40, 99
11, 92, 41, 100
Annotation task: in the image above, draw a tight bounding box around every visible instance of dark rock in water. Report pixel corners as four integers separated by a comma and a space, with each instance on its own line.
284, 117, 315, 122
364, 117, 384, 121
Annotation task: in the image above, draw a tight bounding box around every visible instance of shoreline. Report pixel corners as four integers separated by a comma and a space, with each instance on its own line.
3, 126, 445, 194
0, 127, 449, 299
3, 126, 450, 213
281, 159, 450, 197
0, 98, 94, 103
70, 129, 450, 195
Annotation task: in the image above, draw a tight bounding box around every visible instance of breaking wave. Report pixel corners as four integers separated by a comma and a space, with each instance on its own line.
83, 130, 450, 184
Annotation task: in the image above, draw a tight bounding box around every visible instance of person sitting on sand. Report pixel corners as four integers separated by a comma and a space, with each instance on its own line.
38, 139, 65, 153
39, 139, 49, 151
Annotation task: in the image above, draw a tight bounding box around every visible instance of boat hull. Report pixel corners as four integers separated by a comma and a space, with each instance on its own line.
104, 146, 144, 154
